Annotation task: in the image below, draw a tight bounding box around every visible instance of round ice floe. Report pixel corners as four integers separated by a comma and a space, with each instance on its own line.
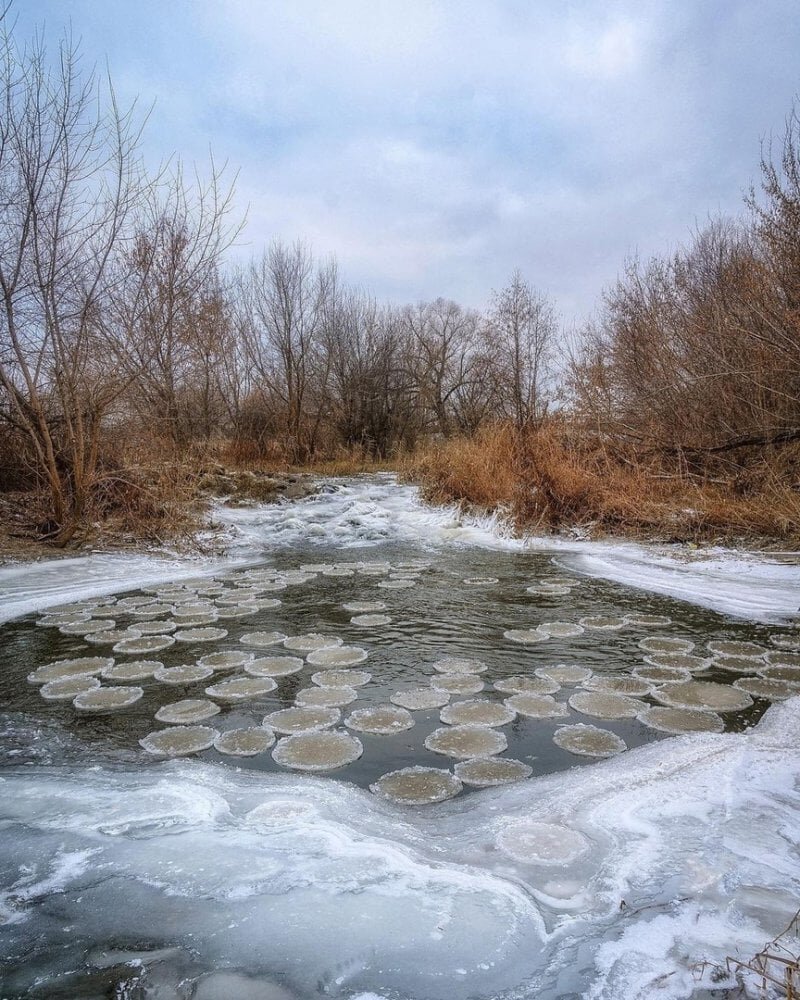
432, 656, 487, 675
759, 664, 800, 684
264, 706, 341, 734
769, 634, 800, 652
272, 730, 363, 771
643, 652, 711, 673
155, 699, 221, 724
153, 663, 214, 686
49, 599, 105, 614
140, 725, 219, 756
174, 627, 227, 643
170, 614, 219, 627
245, 656, 304, 678
654, 681, 753, 712
215, 605, 259, 620
295, 685, 358, 708
536, 621, 585, 639
734, 677, 797, 700
37, 611, 91, 627
345, 704, 414, 734
463, 577, 499, 586
440, 699, 516, 727
637, 706, 725, 734
40, 675, 101, 701
454, 757, 533, 787
503, 629, 545, 645
493, 675, 559, 696
130, 619, 177, 636
424, 725, 507, 759
370, 766, 462, 805
535, 664, 592, 685
114, 635, 177, 655
624, 613, 672, 627
350, 614, 393, 627
638, 636, 695, 654
526, 584, 571, 597
205, 676, 278, 702
59, 619, 115, 636
306, 645, 368, 668
553, 723, 626, 757
323, 566, 355, 577
312, 668, 371, 687
117, 596, 155, 610
214, 727, 275, 756
102, 659, 161, 682
28, 657, 112, 685
581, 675, 652, 697
378, 579, 415, 589
197, 650, 253, 671
390, 687, 450, 710
504, 693, 569, 719
343, 600, 387, 613
73, 686, 143, 712
632, 663, 692, 685
496, 821, 590, 865
578, 615, 626, 631
431, 675, 485, 695
84, 627, 143, 645
713, 655, 767, 674
283, 633, 342, 653
764, 651, 800, 668
567, 690, 640, 720
237, 630, 286, 649
707, 640, 767, 659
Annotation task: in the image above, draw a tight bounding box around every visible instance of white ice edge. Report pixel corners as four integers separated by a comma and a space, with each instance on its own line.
0, 474, 797, 624
2, 697, 799, 999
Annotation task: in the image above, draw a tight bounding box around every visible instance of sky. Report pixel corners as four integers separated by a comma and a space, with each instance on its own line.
13, 0, 800, 325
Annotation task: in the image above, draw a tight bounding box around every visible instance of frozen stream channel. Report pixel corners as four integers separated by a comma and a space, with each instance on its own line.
1, 475, 799, 999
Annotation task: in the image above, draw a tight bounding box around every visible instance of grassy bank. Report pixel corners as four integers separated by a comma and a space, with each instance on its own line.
402, 422, 800, 548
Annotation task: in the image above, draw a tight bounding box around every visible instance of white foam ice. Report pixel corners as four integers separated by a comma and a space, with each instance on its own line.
1, 698, 799, 998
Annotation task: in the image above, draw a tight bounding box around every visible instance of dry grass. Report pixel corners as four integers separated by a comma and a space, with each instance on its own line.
404, 420, 800, 546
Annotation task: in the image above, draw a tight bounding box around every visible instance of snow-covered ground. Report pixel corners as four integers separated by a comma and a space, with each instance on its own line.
1, 475, 797, 624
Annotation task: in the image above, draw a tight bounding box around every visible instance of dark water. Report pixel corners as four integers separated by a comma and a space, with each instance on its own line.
0, 541, 784, 793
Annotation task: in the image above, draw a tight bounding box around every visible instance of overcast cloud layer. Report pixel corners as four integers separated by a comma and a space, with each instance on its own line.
17, 1, 800, 323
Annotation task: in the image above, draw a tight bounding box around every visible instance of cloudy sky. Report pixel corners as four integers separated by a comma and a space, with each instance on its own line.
15, 1, 800, 324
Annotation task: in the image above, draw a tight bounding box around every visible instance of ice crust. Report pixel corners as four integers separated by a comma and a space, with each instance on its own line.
0, 698, 799, 999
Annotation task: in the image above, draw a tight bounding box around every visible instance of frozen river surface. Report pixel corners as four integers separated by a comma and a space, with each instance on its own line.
1, 476, 799, 999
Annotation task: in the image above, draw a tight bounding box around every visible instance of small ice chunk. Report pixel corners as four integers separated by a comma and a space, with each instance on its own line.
205, 676, 277, 702
496, 821, 589, 865
764, 651, 800, 668
632, 663, 692, 684
263, 706, 341, 734
553, 723, 626, 757
535, 664, 592, 684
624, 613, 672, 626
306, 645, 368, 667
283, 633, 342, 653
638, 636, 695, 654
295, 686, 358, 708
370, 766, 462, 805
440, 699, 516, 727
40, 676, 101, 701
343, 601, 387, 613
114, 635, 177, 654
431, 675, 485, 695
504, 629, 545, 644
140, 725, 219, 756
197, 651, 254, 671
526, 584, 571, 596
213, 727, 275, 756
312, 669, 371, 687
131, 619, 177, 635
643, 652, 711, 672
345, 704, 414, 734
73, 686, 143, 712
59, 619, 115, 636
581, 675, 652, 697
759, 664, 800, 684
493, 676, 559, 696
712, 655, 766, 674
239, 631, 288, 648
155, 699, 221, 724
504, 693, 569, 719
102, 660, 162, 682
28, 657, 112, 685
578, 615, 626, 630
173, 627, 227, 643
707, 640, 767, 659
85, 628, 144, 645
153, 663, 214, 685
454, 757, 532, 787
390, 687, 450, 710
733, 677, 796, 701
424, 725, 507, 759
567, 690, 641, 720
654, 680, 753, 712
272, 730, 363, 771
637, 705, 725, 734
432, 656, 487, 675
351, 614, 393, 627
463, 577, 499, 586
536, 621, 585, 639
245, 656, 305, 677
